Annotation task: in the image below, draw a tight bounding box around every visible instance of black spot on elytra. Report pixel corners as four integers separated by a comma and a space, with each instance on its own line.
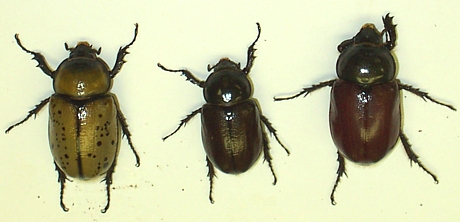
64, 154, 69, 159
99, 114, 103, 118
57, 110, 62, 115
111, 140, 115, 145
97, 141, 102, 146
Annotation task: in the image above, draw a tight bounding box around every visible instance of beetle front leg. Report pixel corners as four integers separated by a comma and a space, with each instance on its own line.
399, 83, 456, 111
5, 97, 50, 133
162, 107, 201, 141
382, 13, 397, 50
274, 79, 335, 101
242, 23, 261, 75
206, 157, 216, 204
14, 34, 54, 77
54, 162, 69, 212
157, 63, 205, 88
330, 152, 346, 205
110, 23, 139, 78
399, 131, 438, 183
116, 105, 140, 167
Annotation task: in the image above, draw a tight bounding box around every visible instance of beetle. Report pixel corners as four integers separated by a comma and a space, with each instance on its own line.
6, 24, 140, 213
274, 14, 456, 204
157, 23, 289, 203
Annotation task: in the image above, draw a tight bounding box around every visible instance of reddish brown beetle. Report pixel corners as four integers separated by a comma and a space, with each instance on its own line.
275, 14, 456, 204
158, 23, 289, 203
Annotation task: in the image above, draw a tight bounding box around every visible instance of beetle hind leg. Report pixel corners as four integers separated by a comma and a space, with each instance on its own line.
206, 157, 216, 204
100, 159, 117, 213
54, 162, 69, 212
399, 131, 438, 183
330, 152, 346, 205
261, 127, 278, 185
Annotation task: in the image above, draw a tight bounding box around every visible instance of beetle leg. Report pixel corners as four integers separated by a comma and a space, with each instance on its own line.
5, 97, 50, 133
206, 157, 216, 204
382, 13, 397, 50
116, 105, 141, 167
399, 83, 456, 111
100, 155, 118, 213
260, 115, 290, 155
399, 131, 438, 183
54, 162, 69, 212
110, 23, 139, 78
242, 23, 261, 75
274, 79, 336, 101
163, 107, 201, 141
14, 34, 54, 77
260, 125, 279, 185
330, 152, 346, 205
157, 63, 205, 88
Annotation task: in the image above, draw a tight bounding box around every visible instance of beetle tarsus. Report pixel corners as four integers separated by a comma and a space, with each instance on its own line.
110, 23, 139, 78
116, 106, 141, 166
206, 157, 216, 204
399, 131, 439, 183
54, 162, 69, 212
5, 97, 50, 133
399, 83, 456, 111
101, 158, 117, 213
274, 79, 335, 101
14, 34, 54, 77
162, 107, 201, 141
330, 152, 346, 205
242, 23, 261, 75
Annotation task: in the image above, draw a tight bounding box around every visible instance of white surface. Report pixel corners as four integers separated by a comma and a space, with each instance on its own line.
1, 1, 459, 221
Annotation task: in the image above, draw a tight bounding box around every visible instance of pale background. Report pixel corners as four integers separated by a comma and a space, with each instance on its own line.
1, 1, 459, 221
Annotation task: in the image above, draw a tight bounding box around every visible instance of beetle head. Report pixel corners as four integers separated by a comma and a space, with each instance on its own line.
65, 42, 101, 59
353, 24, 383, 46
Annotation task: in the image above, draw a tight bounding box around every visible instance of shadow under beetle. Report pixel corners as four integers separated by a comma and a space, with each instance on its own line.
274, 14, 456, 205
158, 23, 289, 203
6, 24, 140, 213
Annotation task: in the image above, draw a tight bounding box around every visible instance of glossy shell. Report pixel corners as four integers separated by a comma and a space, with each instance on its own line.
336, 45, 395, 85
54, 56, 112, 99
201, 99, 262, 173
204, 59, 252, 106
329, 79, 400, 163
49, 93, 121, 179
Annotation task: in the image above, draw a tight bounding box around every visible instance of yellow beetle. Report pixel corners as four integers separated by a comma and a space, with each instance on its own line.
6, 24, 140, 213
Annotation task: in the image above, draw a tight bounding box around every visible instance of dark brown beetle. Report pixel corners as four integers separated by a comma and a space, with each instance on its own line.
158, 23, 289, 203
275, 14, 456, 204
